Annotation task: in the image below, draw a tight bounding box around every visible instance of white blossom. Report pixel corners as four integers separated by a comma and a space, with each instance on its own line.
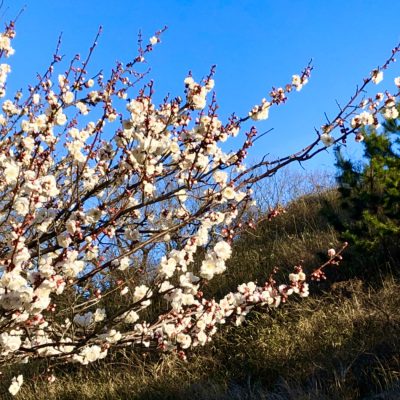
75, 345, 107, 365
0, 331, 22, 354
214, 241, 232, 260
3, 161, 19, 183
8, 375, 23, 396
249, 99, 270, 121
371, 70, 383, 84
14, 197, 29, 216
320, 133, 334, 147
133, 285, 152, 302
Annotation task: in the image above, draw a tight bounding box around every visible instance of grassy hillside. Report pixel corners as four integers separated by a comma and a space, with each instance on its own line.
6, 279, 399, 400
2, 188, 399, 400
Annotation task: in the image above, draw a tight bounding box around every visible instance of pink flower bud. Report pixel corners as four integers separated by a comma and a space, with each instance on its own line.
327, 248, 336, 258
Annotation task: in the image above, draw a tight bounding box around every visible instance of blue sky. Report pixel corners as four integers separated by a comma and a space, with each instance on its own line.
3, 0, 400, 173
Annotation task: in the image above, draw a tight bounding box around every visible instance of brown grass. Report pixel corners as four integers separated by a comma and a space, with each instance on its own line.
1, 276, 398, 400
2, 189, 399, 399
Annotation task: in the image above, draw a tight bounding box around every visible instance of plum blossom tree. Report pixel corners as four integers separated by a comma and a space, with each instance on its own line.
0, 18, 399, 395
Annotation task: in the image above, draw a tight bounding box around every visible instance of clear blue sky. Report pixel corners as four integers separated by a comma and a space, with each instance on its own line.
3, 0, 400, 173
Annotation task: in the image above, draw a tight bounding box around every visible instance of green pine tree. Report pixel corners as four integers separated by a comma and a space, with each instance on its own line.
334, 104, 400, 271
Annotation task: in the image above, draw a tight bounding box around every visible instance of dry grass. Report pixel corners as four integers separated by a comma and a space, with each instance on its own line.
2, 277, 398, 400
2, 189, 399, 399
213, 276, 400, 399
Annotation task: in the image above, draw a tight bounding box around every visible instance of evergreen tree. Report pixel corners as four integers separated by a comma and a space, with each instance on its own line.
335, 103, 400, 268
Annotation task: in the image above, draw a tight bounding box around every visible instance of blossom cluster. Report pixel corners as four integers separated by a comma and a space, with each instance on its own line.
319, 58, 400, 148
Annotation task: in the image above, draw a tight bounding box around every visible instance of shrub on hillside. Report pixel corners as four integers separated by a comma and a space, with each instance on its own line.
334, 101, 400, 274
